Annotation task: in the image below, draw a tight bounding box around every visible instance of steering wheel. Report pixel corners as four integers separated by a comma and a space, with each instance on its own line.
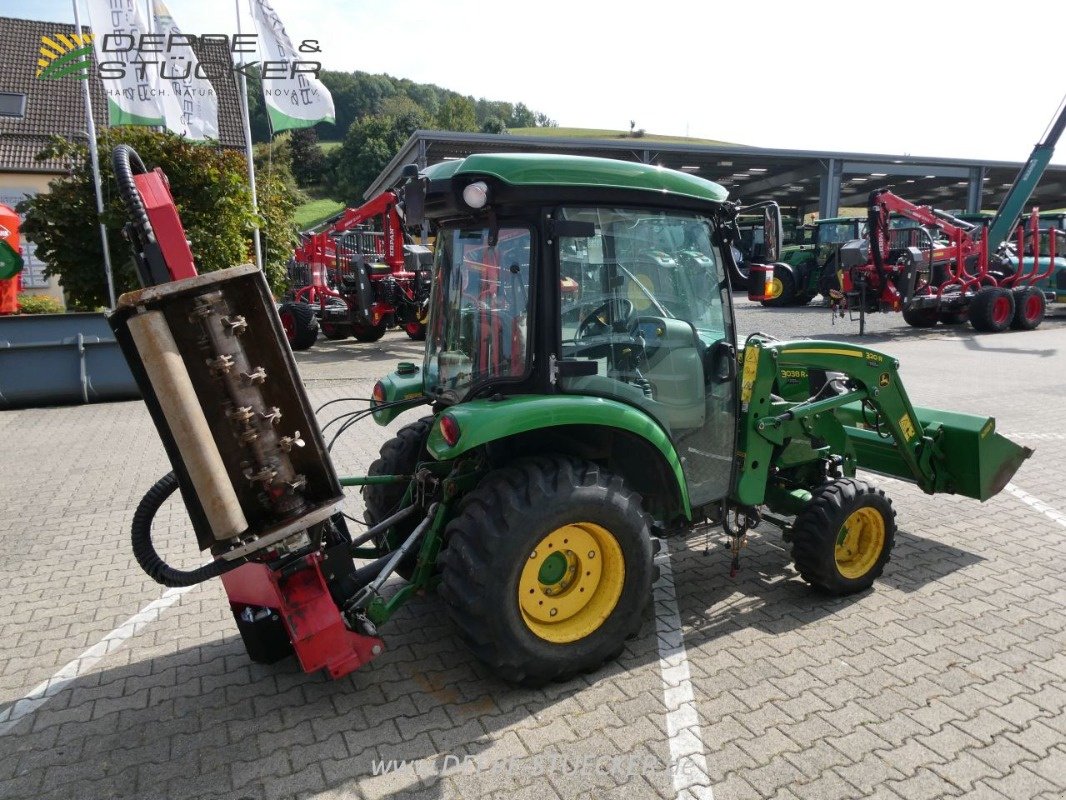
576, 298, 634, 338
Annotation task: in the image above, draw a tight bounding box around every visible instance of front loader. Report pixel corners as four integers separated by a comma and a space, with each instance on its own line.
112, 146, 1031, 686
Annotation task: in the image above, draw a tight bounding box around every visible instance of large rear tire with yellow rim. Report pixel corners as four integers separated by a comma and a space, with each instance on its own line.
437, 455, 654, 686
790, 478, 896, 595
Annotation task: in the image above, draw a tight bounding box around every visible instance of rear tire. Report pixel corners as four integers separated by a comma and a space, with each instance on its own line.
438, 456, 654, 686
938, 307, 968, 325
902, 306, 939, 328
352, 321, 387, 342
363, 416, 435, 580
760, 266, 797, 308
320, 321, 350, 341
1010, 286, 1045, 330
968, 287, 1015, 333
790, 478, 896, 595
278, 302, 318, 351
404, 322, 427, 341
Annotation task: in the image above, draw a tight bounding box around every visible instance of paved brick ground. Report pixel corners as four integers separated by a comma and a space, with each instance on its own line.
1, 298, 1064, 800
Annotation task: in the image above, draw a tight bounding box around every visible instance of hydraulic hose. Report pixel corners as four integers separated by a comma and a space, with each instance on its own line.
111, 144, 154, 243
131, 472, 241, 588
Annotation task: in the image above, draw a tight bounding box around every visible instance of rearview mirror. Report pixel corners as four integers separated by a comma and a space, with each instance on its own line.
762, 204, 783, 262
737, 200, 784, 263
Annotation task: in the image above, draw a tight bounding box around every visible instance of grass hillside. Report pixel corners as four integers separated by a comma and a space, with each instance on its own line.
508, 127, 741, 146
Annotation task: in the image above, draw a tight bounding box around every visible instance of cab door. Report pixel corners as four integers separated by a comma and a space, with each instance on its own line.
555, 207, 740, 509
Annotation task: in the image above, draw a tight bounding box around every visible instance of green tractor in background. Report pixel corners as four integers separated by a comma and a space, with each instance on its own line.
355, 154, 1030, 684
762, 216, 865, 306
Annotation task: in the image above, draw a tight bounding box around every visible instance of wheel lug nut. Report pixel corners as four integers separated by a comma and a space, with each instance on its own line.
588, 551, 595, 559
549, 608, 557, 617
530, 550, 537, 559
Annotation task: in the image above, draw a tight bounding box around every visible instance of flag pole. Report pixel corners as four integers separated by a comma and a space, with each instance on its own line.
72, 0, 116, 309
235, 0, 263, 270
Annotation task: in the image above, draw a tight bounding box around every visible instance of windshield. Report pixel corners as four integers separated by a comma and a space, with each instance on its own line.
424, 226, 533, 401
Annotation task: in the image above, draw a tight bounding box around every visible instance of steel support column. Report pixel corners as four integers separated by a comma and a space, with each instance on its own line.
819, 159, 842, 219
966, 166, 985, 213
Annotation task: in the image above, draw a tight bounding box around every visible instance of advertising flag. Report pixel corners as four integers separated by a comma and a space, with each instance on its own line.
84, 0, 172, 126
249, 0, 335, 133
151, 0, 220, 140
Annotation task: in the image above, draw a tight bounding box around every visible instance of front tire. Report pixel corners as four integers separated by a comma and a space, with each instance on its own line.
352, 321, 387, 342
320, 321, 351, 341
438, 456, 654, 685
278, 302, 318, 351
902, 306, 939, 328
790, 478, 896, 595
362, 416, 434, 579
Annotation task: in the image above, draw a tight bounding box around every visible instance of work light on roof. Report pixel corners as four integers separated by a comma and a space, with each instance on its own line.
462, 181, 489, 209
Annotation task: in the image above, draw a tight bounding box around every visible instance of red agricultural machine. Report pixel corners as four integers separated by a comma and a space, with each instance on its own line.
794, 99, 1066, 334
279, 189, 433, 350
827, 192, 1062, 334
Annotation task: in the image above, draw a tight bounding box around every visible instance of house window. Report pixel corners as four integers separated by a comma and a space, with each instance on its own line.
0, 92, 27, 118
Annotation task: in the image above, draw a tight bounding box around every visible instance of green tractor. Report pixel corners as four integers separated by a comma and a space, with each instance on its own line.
116, 150, 1033, 687
761, 216, 865, 306
356, 154, 1031, 684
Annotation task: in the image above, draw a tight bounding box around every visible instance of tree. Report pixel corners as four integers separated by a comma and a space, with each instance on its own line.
480, 116, 507, 134
436, 95, 478, 132
289, 128, 327, 186
21, 128, 297, 309
508, 103, 537, 128
327, 105, 429, 203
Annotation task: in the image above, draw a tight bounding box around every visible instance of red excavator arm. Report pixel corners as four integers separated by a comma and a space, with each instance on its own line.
294, 190, 406, 275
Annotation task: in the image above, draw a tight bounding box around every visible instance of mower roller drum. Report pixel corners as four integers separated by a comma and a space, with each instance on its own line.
437, 455, 654, 686
968, 286, 1015, 333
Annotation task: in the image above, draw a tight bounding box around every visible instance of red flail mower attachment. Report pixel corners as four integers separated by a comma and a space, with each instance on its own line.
108, 145, 383, 679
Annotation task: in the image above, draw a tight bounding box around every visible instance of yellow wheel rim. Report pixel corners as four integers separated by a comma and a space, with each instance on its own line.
769, 276, 784, 299
518, 522, 625, 643
834, 507, 886, 579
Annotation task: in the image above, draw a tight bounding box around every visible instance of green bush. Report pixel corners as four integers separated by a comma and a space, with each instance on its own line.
20, 128, 297, 310
16, 293, 63, 314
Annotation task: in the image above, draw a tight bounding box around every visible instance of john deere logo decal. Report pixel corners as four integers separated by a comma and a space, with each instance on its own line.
36, 33, 94, 80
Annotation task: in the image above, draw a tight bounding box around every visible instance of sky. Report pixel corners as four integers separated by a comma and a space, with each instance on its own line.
6, 0, 1065, 164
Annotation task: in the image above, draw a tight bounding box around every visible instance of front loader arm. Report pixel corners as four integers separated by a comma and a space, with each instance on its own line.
735, 337, 1031, 508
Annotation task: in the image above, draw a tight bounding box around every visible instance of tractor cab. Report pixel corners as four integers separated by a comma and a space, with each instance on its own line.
388, 153, 776, 513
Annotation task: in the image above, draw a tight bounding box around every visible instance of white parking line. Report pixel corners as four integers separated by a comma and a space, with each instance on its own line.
0, 586, 193, 736
654, 540, 715, 800
1004, 483, 1066, 529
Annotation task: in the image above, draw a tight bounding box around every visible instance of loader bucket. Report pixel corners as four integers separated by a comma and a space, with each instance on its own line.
837, 404, 1032, 501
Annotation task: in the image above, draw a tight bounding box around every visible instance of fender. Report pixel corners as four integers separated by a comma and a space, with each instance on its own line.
370, 364, 428, 425
426, 393, 692, 519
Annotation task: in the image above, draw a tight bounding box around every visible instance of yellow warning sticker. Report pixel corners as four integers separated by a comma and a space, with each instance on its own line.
741, 345, 760, 403
878, 372, 891, 388
980, 419, 994, 439
899, 413, 916, 442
